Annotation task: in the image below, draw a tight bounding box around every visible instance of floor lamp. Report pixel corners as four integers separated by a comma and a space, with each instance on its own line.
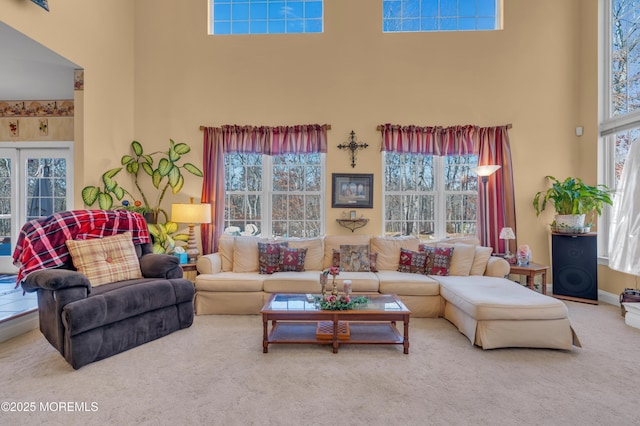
171, 198, 212, 263
472, 165, 501, 247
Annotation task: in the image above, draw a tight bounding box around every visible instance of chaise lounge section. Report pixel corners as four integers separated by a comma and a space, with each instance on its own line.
195, 234, 580, 350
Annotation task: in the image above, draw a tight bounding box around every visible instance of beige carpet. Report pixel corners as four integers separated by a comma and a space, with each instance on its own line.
1, 301, 638, 426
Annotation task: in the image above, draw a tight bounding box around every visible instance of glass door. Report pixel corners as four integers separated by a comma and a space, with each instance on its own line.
0, 144, 73, 273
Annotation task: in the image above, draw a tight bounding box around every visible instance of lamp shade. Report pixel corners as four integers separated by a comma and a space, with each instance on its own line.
472, 165, 501, 177
171, 203, 211, 224
499, 227, 515, 240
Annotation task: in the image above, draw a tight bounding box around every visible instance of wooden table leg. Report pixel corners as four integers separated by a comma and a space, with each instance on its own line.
262, 316, 268, 353
541, 270, 547, 295
403, 316, 410, 354
332, 318, 339, 353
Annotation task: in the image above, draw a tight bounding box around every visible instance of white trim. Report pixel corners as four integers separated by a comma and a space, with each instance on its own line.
599, 288, 621, 306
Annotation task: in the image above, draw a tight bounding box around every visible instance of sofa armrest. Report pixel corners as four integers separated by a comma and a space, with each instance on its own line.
485, 257, 510, 278
139, 253, 183, 279
21, 269, 91, 293
197, 253, 222, 274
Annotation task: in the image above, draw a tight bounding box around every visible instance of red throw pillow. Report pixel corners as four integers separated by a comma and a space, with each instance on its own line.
258, 241, 288, 274
279, 247, 307, 272
397, 248, 428, 274
420, 245, 454, 276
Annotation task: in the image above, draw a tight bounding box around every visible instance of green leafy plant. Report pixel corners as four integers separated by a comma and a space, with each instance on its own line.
532, 176, 613, 217
81, 139, 204, 254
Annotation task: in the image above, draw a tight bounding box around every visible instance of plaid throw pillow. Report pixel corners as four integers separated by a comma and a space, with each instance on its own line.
65, 232, 143, 287
420, 245, 454, 276
279, 247, 307, 272
397, 248, 428, 274
258, 241, 288, 274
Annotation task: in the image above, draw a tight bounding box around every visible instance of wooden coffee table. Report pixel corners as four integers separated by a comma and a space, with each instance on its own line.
260, 294, 411, 354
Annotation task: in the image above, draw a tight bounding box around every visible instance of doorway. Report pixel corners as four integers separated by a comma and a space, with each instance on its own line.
0, 142, 74, 273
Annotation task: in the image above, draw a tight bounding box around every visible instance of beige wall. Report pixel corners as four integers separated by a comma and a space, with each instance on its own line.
0, 0, 135, 207
4, 0, 629, 295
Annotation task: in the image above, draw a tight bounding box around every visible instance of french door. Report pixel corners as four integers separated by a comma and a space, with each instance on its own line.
0, 142, 73, 273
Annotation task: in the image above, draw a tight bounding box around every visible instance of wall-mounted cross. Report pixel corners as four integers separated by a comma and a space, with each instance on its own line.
337, 130, 369, 168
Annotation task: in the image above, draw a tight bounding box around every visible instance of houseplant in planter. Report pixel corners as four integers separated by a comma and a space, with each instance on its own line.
81, 139, 204, 253
532, 175, 613, 233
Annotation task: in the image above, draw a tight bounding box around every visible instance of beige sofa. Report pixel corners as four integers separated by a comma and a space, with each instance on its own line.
195, 234, 580, 350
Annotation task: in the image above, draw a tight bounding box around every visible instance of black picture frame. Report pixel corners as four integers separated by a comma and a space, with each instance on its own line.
332, 173, 373, 208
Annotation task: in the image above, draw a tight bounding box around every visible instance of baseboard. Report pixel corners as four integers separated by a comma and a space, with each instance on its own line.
0, 311, 38, 343
598, 289, 619, 306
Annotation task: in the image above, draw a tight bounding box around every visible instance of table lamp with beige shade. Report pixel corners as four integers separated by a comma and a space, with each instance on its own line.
171, 198, 211, 263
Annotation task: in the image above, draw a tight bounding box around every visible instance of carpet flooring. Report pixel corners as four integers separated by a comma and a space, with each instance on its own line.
1, 301, 639, 426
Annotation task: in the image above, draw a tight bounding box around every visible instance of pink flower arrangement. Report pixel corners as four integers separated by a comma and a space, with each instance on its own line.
324, 266, 340, 277
517, 245, 531, 257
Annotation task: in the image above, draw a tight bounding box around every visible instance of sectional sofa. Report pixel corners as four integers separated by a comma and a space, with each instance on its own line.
195, 234, 581, 350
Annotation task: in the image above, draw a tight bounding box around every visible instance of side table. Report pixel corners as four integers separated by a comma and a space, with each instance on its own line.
508, 262, 549, 295
180, 263, 198, 284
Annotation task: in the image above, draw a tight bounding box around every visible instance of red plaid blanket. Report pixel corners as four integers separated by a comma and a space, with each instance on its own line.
12, 210, 151, 285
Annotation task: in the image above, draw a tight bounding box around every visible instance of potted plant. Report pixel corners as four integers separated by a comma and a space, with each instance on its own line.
532, 175, 613, 232
81, 139, 204, 253
82, 139, 203, 221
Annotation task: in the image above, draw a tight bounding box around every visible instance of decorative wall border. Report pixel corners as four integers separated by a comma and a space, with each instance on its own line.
0, 100, 74, 117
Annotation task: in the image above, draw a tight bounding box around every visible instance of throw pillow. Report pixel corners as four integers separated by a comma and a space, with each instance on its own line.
65, 231, 143, 287
469, 246, 493, 275
332, 249, 379, 272
397, 248, 428, 274
258, 241, 288, 274
420, 245, 455, 276
339, 244, 371, 272
438, 243, 476, 276
279, 247, 307, 272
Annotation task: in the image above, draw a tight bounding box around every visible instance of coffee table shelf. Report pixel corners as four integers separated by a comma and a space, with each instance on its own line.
269, 322, 404, 346
261, 294, 411, 354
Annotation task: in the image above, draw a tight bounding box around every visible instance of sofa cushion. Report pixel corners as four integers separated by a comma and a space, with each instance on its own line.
233, 236, 263, 273
258, 241, 288, 274
279, 247, 307, 272
438, 243, 476, 276
329, 271, 380, 292
397, 248, 428, 274
470, 246, 493, 275
65, 232, 143, 287
377, 271, 440, 296
288, 238, 324, 271
195, 272, 266, 292
323, 235, 371, 269
339, 244, 371, 272
370, 236, 420, 271
218, 235, 235, 272
438, 276, 569, 321
263, 271, 326, 293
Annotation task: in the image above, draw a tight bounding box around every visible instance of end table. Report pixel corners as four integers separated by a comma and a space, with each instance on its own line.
508, 262, 549, 295
180, 263, 198, 284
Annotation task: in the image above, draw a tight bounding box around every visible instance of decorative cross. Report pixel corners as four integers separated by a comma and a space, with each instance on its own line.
337, 131, 369, 168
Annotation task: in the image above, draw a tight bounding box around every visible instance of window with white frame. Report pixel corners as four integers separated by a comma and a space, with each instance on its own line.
599, 0, 640, 258
209, 0, 323, 35
224, 153, 324, 237
383, 152, 478, 239
383, 0, 501, 33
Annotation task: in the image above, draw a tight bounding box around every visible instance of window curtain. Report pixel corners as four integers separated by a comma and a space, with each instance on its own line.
200, 124, 328, 254
379, 123, 515, 252
475, 126, 516, 253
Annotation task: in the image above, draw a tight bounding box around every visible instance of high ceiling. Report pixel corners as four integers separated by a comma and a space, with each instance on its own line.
0, 21, 79, 100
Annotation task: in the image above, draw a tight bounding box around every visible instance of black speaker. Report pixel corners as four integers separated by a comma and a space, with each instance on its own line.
552, 233, 598, 303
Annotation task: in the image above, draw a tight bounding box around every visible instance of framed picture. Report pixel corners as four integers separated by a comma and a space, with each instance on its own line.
332, 173, 373, 208
350, 210, 357, 220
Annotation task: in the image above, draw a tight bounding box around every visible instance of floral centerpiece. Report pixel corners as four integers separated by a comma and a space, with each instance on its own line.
316, 294, 369, 311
